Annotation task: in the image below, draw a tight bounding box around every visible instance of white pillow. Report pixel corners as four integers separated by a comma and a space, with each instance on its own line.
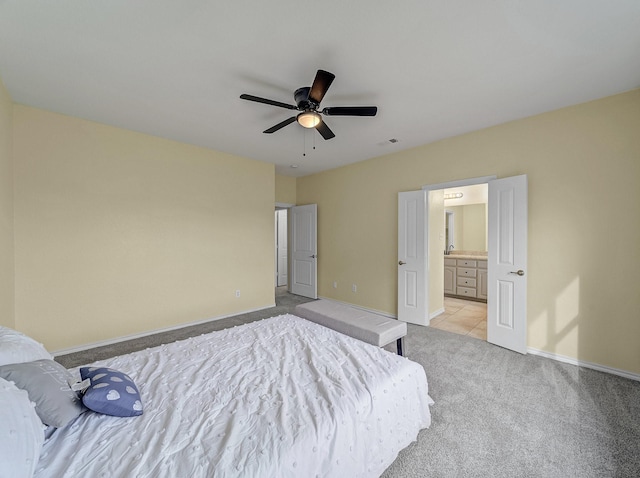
0, 377, 45, 478
0, 326, 52, 367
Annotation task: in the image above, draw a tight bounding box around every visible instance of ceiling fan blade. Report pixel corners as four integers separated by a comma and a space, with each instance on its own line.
240, 94, 297, 110
308, 70, 336, 105
315, 119, 335, 140
263, 116, 297, 134
322, 106, 378, 116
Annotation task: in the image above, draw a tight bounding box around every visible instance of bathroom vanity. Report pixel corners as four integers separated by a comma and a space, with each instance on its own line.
444, 253, 487, 302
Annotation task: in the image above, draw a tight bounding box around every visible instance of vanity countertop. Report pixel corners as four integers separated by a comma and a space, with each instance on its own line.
444, 253, 488, 261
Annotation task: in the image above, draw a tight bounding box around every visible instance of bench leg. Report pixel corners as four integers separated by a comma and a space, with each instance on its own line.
396, 337, 405, 356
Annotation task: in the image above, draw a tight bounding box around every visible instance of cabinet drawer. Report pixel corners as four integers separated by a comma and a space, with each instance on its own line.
478, 260, 487, 269
457, 259, 477, 267
457, 267, 477, 278
444, 258, 457, 266
457, 277, 476, 288
457, 286, 477, 298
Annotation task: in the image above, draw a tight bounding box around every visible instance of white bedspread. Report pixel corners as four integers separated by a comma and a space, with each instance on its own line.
36, 314, 433, 477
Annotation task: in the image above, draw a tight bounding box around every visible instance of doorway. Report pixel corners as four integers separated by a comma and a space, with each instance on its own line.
437, 183, 489, 339
275, 202, 294, 295
275, 203, 319, 300
398, 175, 528, 354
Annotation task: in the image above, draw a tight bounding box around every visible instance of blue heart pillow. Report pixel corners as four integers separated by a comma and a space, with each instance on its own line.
80, 367, 143, 417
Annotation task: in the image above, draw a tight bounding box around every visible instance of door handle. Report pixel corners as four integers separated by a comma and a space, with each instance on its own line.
310, 254, 317, 259
509, 270, 525, 276
398, 261, 406, 265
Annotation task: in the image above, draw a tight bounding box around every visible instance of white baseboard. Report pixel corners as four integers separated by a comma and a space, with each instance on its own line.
51, 304, 276, 356
527, 347, 640, 382
429, 308, 445, 320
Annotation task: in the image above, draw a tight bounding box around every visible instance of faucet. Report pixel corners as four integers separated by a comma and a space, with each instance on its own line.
446, 244, 454, 255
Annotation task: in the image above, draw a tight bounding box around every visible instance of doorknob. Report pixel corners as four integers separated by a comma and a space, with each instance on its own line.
509, 270, 525, 276
398, 261, 406, 265
310, 254, 317, 259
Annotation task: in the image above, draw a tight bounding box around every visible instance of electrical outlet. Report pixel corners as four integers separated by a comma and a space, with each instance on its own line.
235, 290, 241, 298
352, 284, 357, 293
333, 281, 338, 288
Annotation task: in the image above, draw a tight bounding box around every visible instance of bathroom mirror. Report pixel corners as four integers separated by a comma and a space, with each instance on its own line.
443, 184, 488, 253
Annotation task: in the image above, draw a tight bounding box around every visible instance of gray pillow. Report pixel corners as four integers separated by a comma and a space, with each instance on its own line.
0, 359, 86, 428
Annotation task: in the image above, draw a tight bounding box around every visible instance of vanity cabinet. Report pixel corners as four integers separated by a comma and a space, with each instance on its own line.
444, 257, 487, 302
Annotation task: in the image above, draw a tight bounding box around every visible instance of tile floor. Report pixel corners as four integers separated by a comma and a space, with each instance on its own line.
430, 297, 487, 340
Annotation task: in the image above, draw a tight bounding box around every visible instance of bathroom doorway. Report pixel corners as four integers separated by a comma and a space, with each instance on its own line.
436, 183, 489, 340
404, 174, 528, 354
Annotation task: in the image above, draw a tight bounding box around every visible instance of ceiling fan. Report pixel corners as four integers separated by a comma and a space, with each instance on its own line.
240, 69, 377, 140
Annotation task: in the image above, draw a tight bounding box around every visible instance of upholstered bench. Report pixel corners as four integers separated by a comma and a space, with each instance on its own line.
294, 300, 407, 356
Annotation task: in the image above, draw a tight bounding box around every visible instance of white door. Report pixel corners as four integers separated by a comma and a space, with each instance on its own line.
487, 175, 528, 353
290, 204, 317, 299
275, 210, 288, 287
398, 191, 428, 325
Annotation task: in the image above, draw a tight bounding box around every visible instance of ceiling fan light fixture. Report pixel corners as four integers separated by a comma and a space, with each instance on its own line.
297, 111, 321, 128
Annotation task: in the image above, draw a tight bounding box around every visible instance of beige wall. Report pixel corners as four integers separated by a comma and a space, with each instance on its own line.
0, 80, 14, 328
297, 89, 640, 374
275, 174, 296, 205
13, 106, 276, 351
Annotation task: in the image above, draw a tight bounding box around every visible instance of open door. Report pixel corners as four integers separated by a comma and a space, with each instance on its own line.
290, 204, 317, 299
487, 175, 528, 353
397, 191, 428, 325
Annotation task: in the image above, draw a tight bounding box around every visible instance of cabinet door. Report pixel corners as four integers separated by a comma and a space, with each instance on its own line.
477, 268, 488, 300
444, 266, 456, 294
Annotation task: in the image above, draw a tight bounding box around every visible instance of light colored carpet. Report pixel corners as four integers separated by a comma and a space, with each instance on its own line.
382, 325, 640, 478
56, 290, 640, 477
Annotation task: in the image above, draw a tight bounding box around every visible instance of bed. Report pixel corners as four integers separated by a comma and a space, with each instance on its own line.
3, 314, 433, 477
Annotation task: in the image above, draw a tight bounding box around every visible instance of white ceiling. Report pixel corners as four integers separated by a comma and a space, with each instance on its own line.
1, 1, 639, 178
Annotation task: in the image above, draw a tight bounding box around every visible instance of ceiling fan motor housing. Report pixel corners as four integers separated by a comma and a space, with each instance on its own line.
294, 86, 315, 110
